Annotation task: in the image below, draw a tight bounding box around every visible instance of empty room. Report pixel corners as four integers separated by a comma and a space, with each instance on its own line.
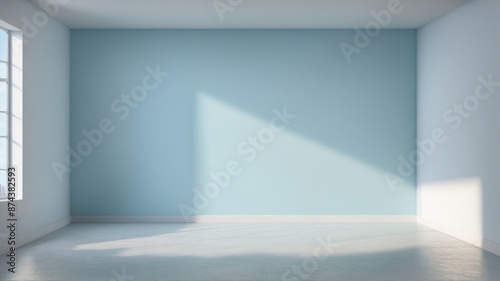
0, 0, 499, 280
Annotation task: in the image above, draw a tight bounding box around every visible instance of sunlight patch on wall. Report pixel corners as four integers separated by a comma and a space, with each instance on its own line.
191, 92, 414, 215
418, 178, 483, 246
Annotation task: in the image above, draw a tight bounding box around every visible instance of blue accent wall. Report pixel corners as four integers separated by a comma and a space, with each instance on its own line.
70, 30, 416, 216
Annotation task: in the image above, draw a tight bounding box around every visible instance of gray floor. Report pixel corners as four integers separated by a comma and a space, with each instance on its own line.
1, 223, 500, 281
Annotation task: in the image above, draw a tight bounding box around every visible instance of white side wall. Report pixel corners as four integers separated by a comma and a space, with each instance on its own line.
417, 0, 500, 255
0, 0, 70, 253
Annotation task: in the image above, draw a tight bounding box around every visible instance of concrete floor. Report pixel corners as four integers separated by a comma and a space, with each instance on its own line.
1, 222, 500, 281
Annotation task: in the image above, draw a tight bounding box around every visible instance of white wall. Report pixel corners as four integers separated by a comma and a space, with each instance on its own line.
417, 0, 500, 255
0, 0, 70, 253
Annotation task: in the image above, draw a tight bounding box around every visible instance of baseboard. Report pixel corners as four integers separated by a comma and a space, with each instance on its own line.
72, 215, 416, 223
0, 216, 71, 255
418, 217, 500, 257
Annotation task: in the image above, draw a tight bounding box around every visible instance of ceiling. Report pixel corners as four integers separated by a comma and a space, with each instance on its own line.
31, 0, 469, 29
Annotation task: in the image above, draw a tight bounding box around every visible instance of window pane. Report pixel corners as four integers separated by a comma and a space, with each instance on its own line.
0, 62, 6, 79
0, 82, 6, 112
0, 171, 6, 198
0, 30, 6, 62
0, 138, 6, 169
0, 113, 6, 136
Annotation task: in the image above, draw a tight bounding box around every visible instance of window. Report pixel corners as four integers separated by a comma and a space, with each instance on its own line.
0, 24, 22, 201
0, 28, 10, 199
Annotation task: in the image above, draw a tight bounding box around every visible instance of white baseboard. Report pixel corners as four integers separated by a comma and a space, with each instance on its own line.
72, 215, 416, 223
418, 217, 500, 257
72, 215, 186, 223
0, 216, 71, 255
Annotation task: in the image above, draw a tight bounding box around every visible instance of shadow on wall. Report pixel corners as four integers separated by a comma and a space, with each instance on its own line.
182, 30, 416, 217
